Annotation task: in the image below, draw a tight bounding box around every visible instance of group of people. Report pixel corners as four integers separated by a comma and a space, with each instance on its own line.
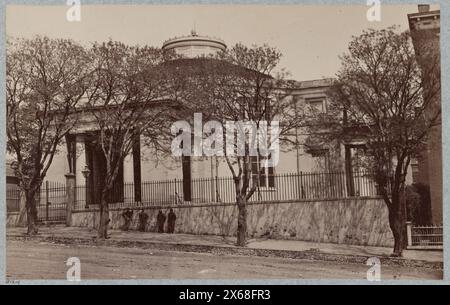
156, 209, 177, 233
121, 208, 177, 234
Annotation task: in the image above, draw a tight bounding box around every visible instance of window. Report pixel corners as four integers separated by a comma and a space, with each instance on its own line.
351, 146, 368, 172
306, 98, 326, 113
251, 155, 275, 188
310, 149, 329, 172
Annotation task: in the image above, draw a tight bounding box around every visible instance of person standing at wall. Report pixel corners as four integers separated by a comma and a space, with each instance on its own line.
156, 210, 166, 233
121, 208, 134, 231
167, 208, 177, 234
138, 209, 149, 232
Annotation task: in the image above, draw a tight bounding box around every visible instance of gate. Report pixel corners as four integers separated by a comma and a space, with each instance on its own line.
36, 181, 67, 224
406, 222, 443, 250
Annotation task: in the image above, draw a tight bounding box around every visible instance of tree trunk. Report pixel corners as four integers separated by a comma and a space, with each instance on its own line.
97, 190, 110, 239
236, 197, 247, 247
388, 188, 407, 257
25, 191, 38, 235
17, 191, 28, 226
389, 212, 405, 257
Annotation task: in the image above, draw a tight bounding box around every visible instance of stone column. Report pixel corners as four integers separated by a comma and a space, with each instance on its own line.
132, 133, 142, 203
75, 135, 86, 189
406, 221, 413, 247
65, 173, 76, 227
123, 153, 134, 204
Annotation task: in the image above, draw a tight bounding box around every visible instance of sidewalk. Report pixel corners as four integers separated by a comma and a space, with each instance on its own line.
6, 226, 443, 265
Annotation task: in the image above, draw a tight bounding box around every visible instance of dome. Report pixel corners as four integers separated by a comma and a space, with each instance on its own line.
162, 30, 227, 58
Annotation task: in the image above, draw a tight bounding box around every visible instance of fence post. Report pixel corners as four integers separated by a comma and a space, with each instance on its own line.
406, 221, 412, 247
45, 181, 49, 222
174, 178, 177, 205
215, 175, 219, 202
65, 173, 76, 227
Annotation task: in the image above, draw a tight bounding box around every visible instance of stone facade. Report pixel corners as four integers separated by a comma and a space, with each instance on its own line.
71, 197, 394, 247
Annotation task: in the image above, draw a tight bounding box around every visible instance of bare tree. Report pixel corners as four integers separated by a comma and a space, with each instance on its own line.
311, 28, 440, 256
178, 45, 305, 246
85, 41, 174, 239
6, 36, 90, 234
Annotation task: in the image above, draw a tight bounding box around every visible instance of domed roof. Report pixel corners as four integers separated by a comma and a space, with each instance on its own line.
162, 31, 227, 58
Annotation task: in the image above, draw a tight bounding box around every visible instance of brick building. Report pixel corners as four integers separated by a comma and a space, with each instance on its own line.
408, 5, 442, 224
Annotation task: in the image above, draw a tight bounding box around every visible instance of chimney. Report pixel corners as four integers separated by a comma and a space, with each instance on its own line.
418, 4, 431, 13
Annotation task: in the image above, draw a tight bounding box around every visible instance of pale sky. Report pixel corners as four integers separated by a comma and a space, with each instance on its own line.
6, 4, 439, 81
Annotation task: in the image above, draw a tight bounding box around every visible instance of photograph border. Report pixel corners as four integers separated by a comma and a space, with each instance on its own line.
0, 0, 448, 285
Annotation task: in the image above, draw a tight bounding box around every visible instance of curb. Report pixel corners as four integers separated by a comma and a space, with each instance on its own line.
7, 233, 443, 270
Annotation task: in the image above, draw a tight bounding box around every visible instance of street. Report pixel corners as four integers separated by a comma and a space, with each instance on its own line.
6, 240, 442, 281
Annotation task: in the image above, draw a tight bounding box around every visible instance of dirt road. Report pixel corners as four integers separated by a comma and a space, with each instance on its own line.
6, 240, 442, 281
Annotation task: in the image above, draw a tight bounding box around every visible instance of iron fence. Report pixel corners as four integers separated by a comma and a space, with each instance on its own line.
6, 181, 67, 222
7, 188, 21, 213
36, 181, 67, 223
73, 170, 381, 210
410, 225, 443, 248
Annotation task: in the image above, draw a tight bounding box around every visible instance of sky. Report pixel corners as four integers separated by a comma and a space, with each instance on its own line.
5, 4, 439, 81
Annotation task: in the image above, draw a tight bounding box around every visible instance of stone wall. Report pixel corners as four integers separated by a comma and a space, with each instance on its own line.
71, 197, 394, 247
6, 212, 24, 227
